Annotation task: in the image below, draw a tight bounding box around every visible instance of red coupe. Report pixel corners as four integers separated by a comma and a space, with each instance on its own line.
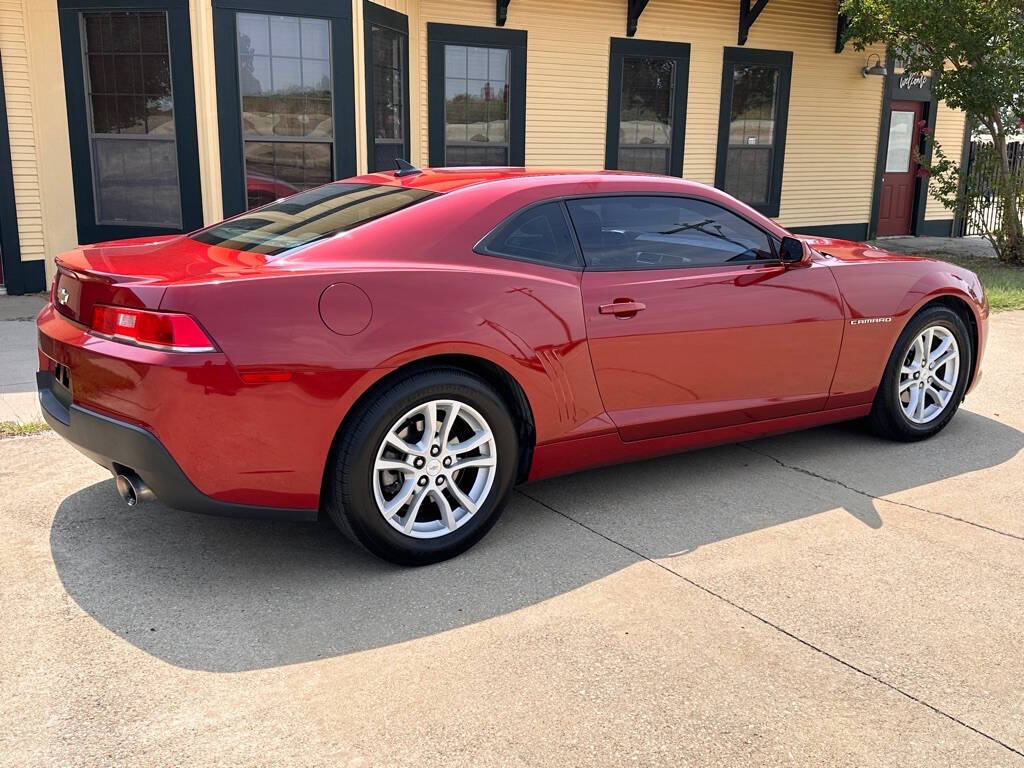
37, 167, 988, 564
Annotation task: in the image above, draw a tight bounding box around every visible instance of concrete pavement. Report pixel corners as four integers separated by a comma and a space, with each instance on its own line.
0, 293, 45, 424
1, 311, 1023, 766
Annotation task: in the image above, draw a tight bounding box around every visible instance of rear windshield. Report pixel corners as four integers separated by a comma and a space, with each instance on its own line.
192, 183, 436, 256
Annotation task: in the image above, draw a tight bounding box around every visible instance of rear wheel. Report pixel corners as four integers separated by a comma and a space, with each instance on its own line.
326, 369, 518, 565
867, 305, 971, 441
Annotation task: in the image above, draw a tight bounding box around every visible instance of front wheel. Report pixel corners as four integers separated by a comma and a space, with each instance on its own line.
326, 369, 518, 565
867, 305, 971, 441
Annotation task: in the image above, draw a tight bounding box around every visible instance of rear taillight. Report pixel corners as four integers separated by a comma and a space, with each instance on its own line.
91, 305, 216, 352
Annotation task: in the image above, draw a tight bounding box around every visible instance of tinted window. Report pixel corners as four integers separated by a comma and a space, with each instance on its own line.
192, 183, 435, 255
566, 196, 776, 270
480, 202, 580, 268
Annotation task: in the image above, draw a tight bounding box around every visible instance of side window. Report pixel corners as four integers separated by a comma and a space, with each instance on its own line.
479, 202, 581, 268
565, 196, 776, 270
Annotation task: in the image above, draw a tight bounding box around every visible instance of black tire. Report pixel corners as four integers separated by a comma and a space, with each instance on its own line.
867, 305, 971, 441
325, 368, 518, 565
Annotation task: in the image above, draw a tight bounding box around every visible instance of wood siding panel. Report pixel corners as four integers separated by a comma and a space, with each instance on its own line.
926, 99, 966, 222
0, 0, 45, 265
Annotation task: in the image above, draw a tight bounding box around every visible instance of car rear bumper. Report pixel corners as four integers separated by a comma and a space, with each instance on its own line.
37, 370, 318, 522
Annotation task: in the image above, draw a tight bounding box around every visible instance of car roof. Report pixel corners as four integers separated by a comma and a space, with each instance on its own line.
345, 167, 713, 195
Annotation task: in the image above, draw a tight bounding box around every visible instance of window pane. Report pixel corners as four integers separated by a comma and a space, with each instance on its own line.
729, 66, 778, 145
92, 137, 181, 227
237, 13, 335, 208
484, 202, 579, 267
886, 110, 916, 172
193, 184, 437, 255
244, 140, 333, 207
444, 44, 509, 166
566, 196, 774, 270
83, 11, 175, 136
725, 146, 772, 205
369, 24, 406, 171
81, 10, 181, 227
618, 56, 674, 175
724, 65, 779, 206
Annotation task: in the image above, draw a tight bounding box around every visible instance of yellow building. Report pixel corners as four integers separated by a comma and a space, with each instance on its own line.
0, 0, 966, 294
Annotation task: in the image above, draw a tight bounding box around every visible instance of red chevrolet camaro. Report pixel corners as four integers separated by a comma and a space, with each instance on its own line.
37, 167, 988, 564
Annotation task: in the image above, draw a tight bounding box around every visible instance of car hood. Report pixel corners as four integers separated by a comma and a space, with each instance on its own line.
792, 235, 925, 264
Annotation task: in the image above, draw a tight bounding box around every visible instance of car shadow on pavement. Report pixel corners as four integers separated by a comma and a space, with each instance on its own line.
50, 410, 1023, 673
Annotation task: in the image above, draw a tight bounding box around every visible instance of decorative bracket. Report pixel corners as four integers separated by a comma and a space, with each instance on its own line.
738, 0, 771, 45
496, 0, 511, 26
626, 0, 650, 37
835, 12, 849, 53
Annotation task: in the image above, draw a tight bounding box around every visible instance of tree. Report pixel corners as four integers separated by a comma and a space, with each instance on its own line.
840, 0, 1024, 261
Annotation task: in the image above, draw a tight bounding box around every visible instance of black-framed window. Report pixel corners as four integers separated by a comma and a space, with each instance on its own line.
58, 0, 203, 244
476, 201, 581, 269
714, 48, 792, 218
427, 23, 526, 167
213, 0, 355, 217
605, 38, 689, 176
364, 2, 410, 172
565, 195, 778, 271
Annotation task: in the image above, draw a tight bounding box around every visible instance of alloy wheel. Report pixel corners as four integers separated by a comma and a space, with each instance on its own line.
898, 324, 960, 425
372, 399, 498, 539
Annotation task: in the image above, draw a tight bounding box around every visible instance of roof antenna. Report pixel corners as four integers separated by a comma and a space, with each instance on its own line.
394, 158, 422, 178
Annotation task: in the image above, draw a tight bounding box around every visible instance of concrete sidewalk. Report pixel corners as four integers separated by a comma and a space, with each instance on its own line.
1, 310, 1023, 766
0, 294, 45, 424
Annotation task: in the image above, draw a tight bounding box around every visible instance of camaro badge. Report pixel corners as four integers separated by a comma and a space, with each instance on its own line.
57, 287, 70, 306
850, 316, 892, 325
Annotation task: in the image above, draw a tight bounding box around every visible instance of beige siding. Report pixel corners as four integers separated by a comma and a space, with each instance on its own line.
0, 0, 44, 267
412, 0, 887, 229
2, 0, 77, 284
926, 99, 967, 222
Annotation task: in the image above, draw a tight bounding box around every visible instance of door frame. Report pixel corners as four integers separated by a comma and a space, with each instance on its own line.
57, 0, 205, 244
604, 38, 690, 177
212, 0, 356, 218
868, 60, 939, 238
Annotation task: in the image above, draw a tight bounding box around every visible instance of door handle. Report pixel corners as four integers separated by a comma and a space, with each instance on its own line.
599, 300, 647, 317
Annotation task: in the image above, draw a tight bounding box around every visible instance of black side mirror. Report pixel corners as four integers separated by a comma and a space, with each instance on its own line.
780, 236, 805, 263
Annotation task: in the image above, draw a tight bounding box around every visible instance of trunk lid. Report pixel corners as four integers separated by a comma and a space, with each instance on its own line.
53, 235, 274, 325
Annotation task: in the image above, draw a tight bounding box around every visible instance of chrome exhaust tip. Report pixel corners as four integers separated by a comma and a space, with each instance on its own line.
115, 471, 155, 506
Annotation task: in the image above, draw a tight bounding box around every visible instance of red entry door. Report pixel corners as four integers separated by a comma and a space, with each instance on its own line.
877, 100, 923, 236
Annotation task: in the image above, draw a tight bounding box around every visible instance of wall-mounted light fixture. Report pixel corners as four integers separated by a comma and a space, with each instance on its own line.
862, 53, 888, 77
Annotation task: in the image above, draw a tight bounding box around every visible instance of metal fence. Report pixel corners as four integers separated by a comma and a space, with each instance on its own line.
956, 140, 1024, 236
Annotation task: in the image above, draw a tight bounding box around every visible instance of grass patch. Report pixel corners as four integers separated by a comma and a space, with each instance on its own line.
922, 253, 1024, 312
0, 421, 51, 439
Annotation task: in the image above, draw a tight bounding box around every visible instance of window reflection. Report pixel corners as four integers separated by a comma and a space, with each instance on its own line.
237, 13, 334, 208
443, 44, 509, 166
618, 56, 675, 174
724, 65, 779, 205
82, 10, 181, 227
369, 24, 406, 171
